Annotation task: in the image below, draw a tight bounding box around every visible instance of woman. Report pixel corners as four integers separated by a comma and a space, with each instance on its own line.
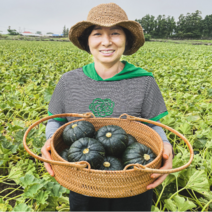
41, 3, 173, 211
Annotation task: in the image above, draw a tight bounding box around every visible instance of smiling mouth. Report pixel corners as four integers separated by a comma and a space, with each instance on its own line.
99, 50, 115, 54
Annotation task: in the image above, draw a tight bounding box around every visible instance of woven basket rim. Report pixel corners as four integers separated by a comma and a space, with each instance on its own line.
51, 117, 163, 173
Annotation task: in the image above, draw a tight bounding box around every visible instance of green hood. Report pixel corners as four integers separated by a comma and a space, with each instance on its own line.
82, 60, 154, 81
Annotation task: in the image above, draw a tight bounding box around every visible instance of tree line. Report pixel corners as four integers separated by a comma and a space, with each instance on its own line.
62, 26, 69, 37
135, 10, 212, 39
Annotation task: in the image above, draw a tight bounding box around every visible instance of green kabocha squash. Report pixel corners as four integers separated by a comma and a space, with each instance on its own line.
67, 137, 105, 169
62, 121, 95, 146
59, 148, 69, 161
99, 156, 123, 171
126, 134, 137, 147
96, 125, 128, 156
122, 143, 156, 167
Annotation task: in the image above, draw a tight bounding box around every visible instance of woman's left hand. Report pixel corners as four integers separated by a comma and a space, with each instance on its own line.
146, 142, 173, 190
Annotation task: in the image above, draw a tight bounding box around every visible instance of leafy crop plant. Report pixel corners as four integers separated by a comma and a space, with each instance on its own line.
0, 40, 212, 211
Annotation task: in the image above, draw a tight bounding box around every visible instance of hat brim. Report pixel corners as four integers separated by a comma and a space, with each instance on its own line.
69, 20, 145, 55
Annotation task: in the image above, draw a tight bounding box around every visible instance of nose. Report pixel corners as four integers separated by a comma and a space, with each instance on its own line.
101, 34, 112, 46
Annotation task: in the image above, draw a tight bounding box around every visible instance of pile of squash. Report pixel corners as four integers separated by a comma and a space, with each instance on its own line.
59, 121, 156, 170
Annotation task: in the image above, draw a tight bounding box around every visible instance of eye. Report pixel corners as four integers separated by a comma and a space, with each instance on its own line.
94, 32, 101, 36
112, 32, 119, 35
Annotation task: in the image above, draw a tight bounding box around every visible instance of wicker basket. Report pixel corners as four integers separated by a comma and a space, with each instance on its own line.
23, 113, 193, 198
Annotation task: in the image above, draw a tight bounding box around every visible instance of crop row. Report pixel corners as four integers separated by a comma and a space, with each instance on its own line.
0, 40, 212, 211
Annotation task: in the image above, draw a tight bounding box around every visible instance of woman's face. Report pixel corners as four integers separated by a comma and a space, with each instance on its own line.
88, 25, 126, 65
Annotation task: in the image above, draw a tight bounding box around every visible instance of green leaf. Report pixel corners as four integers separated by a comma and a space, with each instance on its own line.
206, 140, 212, 149
24, 184, 44, 198
42, 196, 59, 211
164, 196, 196, 212
172, 153, 184, 168
0, 153, 9, 166
26, 83, 34, 91
185, 170, 210, 193
164, 199, 177, 211
20, 174, 35, 188
8, 167, 24, 184
177, 122, 192, 135
186, 115, 201, 122
199, 198, 212, 210
12, 203, 31, 212
0, 198, 8, 212
32, 135, 45, 149
57, 196, 69, 204
194, 138, 207, 148
35, 190, 50, 205
173, 195, 196, 211
162, 174, 175, 187
207, 88, 212, 97
1, 140, 18, 154
13, 119, 25, 128
211, 157, 212, 174
45, 182, 67, 197
200, 191, 212, 201
178, 168, 196, 187
38, 124, 46, 135
44, 88, 53, 102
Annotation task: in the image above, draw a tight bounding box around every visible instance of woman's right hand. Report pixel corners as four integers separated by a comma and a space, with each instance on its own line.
41, 138, 55, 176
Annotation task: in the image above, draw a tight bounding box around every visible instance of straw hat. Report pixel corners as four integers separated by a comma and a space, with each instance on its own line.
69, 3, 145, 55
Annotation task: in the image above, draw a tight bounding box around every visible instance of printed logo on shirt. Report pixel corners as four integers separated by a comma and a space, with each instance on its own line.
89, 98, 115, 117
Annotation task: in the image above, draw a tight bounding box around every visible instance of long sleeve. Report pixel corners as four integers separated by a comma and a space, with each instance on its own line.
45, 119, 66, 140
146, 120, 174, 158
146, 120, 169, 143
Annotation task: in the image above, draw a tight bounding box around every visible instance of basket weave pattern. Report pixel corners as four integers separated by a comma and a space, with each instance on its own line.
23, 113, 193, 198
51, 118, 163, 198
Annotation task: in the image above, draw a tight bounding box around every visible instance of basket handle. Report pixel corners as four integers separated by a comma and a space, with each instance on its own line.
120, 114, 194, 174
23, 113, 95, 169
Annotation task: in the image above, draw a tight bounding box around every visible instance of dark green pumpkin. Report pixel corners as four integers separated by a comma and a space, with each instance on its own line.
62, 121, 95, 146
59, 148, 69, 161
96, 125, 128, 156
122, 143, 156, 167
67, 137, 105, 169
127, 134, 137, 147
99, 156, 123, 171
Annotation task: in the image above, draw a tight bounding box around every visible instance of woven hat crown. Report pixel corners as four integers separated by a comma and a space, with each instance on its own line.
87, 3, 128, 25
69, 2, 145, 55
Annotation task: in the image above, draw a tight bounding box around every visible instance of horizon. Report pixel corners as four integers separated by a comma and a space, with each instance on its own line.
1, 0, 211, 34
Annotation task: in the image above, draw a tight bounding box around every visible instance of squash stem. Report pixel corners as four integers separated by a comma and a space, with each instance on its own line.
201, 199, 212, 212
191, 189, 203, 209
155, 185, 165, 208
176, 177, 178, 192
1, 182, 17, 185
169, 187, 185, 200
2, 185, 22, 200
7, 193, 23, 201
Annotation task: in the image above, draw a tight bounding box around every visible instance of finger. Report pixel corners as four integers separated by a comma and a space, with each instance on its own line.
41, 145, 53, 161
163, 143, 173, 159
41, 145, 53, 160
42, 154, 54, 176
46, 143, 51, 151
147, 174, 168, 190
151, 157, 172, 179
163, 153, 169, 160
45, 138, 52, 151
44, 162, 55, 176
42, 152, 53, 161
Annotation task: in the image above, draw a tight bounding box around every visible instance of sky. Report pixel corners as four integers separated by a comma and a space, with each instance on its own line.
0, 0, 211, 35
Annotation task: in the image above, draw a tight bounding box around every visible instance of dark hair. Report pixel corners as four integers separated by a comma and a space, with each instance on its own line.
78, 25, 96, 53
78, 25, 133, 54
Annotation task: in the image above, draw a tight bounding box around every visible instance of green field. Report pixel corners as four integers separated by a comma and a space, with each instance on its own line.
151, 38, 212, 44
0, 40, 212, 211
